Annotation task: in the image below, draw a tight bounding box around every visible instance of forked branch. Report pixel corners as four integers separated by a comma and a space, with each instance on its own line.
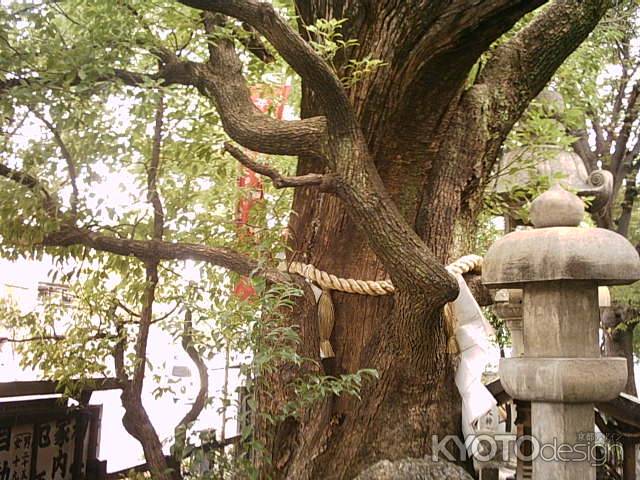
179, 0, 355, 129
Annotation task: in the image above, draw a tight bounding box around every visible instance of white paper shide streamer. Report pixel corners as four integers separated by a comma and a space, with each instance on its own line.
450, 274, 497, 443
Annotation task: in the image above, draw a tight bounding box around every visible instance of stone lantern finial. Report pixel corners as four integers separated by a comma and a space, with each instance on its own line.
529, 184, 584, 228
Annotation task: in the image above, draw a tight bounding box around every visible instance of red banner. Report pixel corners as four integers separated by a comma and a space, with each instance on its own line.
233, 84, 291, 300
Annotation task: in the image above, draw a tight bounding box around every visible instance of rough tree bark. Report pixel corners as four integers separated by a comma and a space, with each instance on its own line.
602, 306, 638, 396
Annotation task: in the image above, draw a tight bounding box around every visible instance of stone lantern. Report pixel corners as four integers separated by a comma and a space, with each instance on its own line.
482, 185, 640, 480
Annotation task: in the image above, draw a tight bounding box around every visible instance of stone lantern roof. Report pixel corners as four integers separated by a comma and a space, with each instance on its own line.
483, 185, 640, 287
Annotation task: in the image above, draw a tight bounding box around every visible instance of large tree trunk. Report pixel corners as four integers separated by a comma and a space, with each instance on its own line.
282, 195, 460, 480
275, 68, 490, 480
252, 1, 611, 478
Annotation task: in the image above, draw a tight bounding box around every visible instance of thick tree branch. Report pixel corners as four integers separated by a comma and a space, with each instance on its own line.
179, 0, 354, 130
224, 142, 333, 190
191, 14, 328, 157
42, 226, 288, 284
0, 161, 290, 284
480, 0, 611, 141
2, 61, 327, 159
190, 61, 327, 158
172, 309, 209, 463
153, 40, 318, 157
571, 126, 598, 172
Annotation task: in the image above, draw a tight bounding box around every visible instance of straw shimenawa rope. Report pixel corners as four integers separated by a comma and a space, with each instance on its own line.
287, 254, 482, 295
286, 255, 483, 359
287, 262, 395, 295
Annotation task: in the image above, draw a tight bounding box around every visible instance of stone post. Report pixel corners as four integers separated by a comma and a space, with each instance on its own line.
482, 184, 640, 480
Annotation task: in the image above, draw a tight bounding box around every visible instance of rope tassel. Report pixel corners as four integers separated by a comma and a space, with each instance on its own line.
317, 289, 335, 359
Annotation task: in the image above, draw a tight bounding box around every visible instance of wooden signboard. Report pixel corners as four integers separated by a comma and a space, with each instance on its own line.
0, 398, 102, 480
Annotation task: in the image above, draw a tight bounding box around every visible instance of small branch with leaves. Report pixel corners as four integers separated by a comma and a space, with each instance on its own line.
30, 109, 80, 216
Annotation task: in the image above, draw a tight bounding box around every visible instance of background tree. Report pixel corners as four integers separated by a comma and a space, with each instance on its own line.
0, 1, 621, 479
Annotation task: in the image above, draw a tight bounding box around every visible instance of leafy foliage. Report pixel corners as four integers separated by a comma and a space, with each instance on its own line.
303, 16, 386, 87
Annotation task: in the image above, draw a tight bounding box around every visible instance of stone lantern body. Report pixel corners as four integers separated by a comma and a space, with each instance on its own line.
482, 185, 640, 480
